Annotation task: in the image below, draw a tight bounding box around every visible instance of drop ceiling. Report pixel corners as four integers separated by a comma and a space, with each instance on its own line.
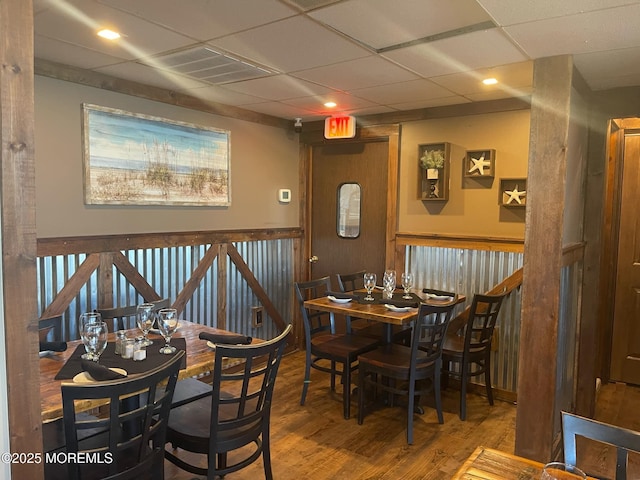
33, 0, 640, 121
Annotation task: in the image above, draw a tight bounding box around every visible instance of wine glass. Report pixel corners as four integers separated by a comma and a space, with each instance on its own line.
157, 308, 179, 354
363, 272, 376, 301
80, 321, 108, 362
541, 462, 586, 479
136, 303, 155, 346
78, 312, 102, 344
383, 269, 396, 299
401, 272, 414, 299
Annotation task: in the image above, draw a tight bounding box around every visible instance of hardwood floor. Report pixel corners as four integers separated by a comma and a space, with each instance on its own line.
164, 350, 640, 479
164, 350, 517, 479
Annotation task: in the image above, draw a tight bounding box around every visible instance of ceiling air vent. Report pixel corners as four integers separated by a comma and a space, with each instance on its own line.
140, 46, 275, 85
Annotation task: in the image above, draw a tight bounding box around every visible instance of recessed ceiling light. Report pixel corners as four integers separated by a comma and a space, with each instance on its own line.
324, 101, 337, 108
482, 78, 498, 85
97, 29, 121, 40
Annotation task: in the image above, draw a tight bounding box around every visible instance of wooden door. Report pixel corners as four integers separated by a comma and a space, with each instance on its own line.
610, 131, 640, 383
310, 141, 388, 288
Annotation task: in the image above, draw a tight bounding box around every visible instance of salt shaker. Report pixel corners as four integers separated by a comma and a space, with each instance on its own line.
122, 338, 135, 359
115, 330, 127, 355
133, 337, 147, 361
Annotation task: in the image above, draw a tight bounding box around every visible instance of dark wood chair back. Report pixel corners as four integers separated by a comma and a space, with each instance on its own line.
463, 293, 505, 355
98, 298, 170, 331
411, 298, 459, 370
52, 351, 184, 480
337, 270, 366, 292
562, 411, 640, 480
165, 325, 292, 479
294, 276, 333, 342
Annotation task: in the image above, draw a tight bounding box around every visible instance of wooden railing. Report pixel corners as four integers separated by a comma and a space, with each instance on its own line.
36, 228, 302, 344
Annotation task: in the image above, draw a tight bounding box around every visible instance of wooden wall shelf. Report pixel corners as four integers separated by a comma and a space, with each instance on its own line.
418, 142, 450, 201
500, 178, 527, 207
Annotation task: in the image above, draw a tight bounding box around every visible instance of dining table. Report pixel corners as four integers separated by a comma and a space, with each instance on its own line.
303, 289, 466, 343
451, 446, 597, 479
39, 320, 252, 423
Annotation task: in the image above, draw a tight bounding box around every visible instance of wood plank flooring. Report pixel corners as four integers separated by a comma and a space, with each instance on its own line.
165, 350, 640, 479
165, 350, 517, 479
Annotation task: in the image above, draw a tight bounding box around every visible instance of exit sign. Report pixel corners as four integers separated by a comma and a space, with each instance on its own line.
324, 115, 356, 139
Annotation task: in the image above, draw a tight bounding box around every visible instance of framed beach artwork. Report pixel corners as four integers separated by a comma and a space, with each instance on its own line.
82, 103, 231, 206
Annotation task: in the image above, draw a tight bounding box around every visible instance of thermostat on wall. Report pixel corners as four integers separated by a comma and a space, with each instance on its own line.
278, 189, 291, 203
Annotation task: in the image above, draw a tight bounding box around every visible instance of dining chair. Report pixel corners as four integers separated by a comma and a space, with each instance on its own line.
337, 270, 411, 343
562, 411, 640, 480
357, 298, 458, 444
295, 277, 380, 419
441, 292, 506, 420
44, 350, 184, 480
97, 297, 170, 331
164, 325, 292, 480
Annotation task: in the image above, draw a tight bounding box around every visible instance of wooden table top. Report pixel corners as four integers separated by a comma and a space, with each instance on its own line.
40, 321, 250, 423
304, 292, 466, 326
452, 446, 596, 479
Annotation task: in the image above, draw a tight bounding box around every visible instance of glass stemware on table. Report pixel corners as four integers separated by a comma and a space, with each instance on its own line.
80, 320, 108, 362
136, 303, 156, 346
363, 272, 377, 301
157, 308, 179, 354
382, 269, 396, 299
401, 272, 414, 299
541, 462, 586, 479
78, 312, 104, 360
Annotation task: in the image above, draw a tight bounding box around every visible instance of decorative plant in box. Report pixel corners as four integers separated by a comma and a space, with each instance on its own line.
420, 149, 445, 179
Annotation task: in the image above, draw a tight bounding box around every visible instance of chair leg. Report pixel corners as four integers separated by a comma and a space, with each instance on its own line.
357, 365, 366, 425
330, 360, 336, 391
263, 432, 274, 480
407, 380, 415, 445
484, 354, 494, 406
460, 362, 468, 421
434, 367, 444, 424
300, 351, 312, 405
343, 362, 351, 419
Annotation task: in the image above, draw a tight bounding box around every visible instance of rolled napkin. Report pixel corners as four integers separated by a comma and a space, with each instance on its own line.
199, 332, 252, 345
378, 297, 419, 308
39, 341, 67, 352
80, 359, 127, 381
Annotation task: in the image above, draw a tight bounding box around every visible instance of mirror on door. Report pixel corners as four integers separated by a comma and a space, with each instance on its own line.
337, 183, 361, 239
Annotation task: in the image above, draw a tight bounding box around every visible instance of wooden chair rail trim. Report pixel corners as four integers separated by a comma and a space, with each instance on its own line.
396, 232, 524, 252
36, 228, 303, 256
562, 242, 585, 267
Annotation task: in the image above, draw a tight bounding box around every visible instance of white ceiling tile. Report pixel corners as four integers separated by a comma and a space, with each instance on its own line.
174, 85, 269, 106
221, 75, 335, 101
464, 87, 532, 102
34, 0, 193, 60
293, 56, 419, 90
282, 91, 376, 114
391, 96, 472, 110
35, 34, 127, 68
504, 4, 640, 58
350, 79, 454, 104
430, 61, 533, 96
477, 0, 640, 25
95, 62, 207, 90
309, 0, 491, 49
100, 0, 297, 42
212, 16, 371, 73
383, 28, 528, 78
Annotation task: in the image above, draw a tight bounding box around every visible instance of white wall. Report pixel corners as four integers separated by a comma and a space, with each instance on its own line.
0, 226, 10, 480
35, 76, 300, 238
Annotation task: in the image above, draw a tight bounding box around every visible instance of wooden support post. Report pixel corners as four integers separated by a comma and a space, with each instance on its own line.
0, 0, 43, 478
516, 55, 574, 462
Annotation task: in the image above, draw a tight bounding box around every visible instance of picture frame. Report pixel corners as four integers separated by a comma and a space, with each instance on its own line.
499, 178, 527, 207
464, 149, 495, 178
82, 103, 231, 206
